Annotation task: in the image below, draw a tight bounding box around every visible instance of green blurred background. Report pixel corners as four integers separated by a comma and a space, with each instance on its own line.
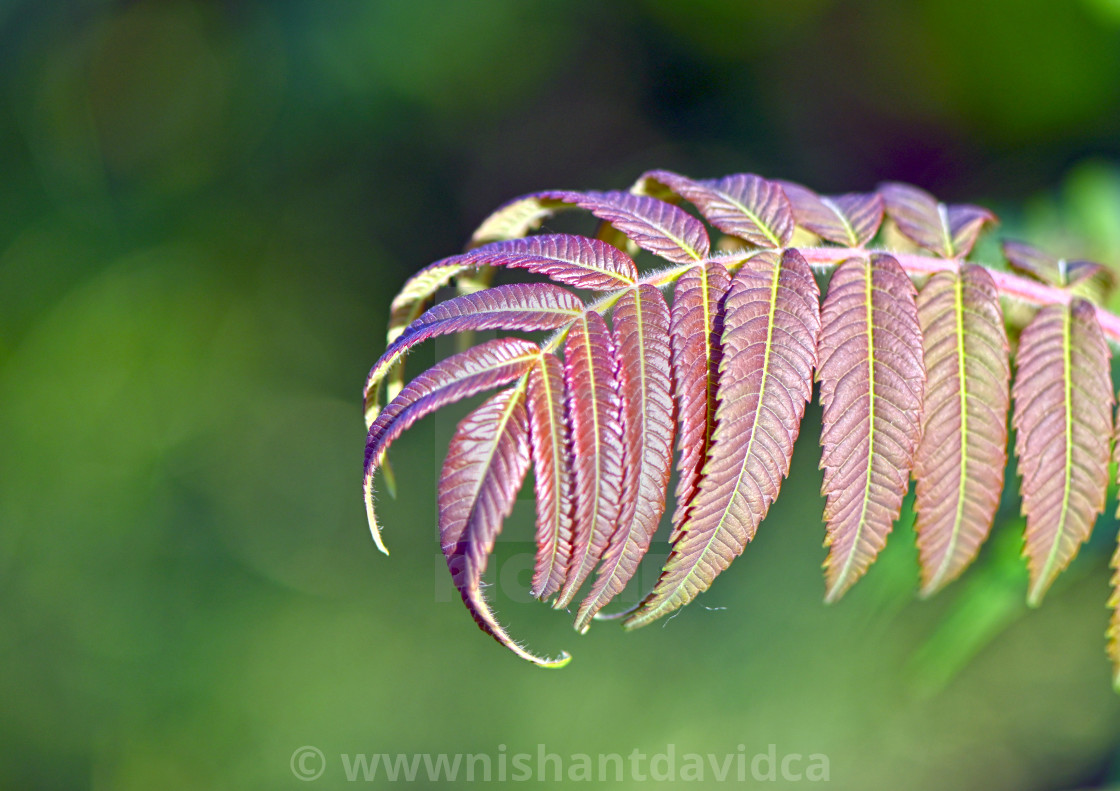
5, 1, 1120, 788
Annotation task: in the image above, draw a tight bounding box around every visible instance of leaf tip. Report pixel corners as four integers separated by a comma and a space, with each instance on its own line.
363, 428, 396, 552
572, 599, 601, 633
1025, 584, 1047, 609
364, 471, 390, 555
919, 562, 963, 599
542, 651, 573, 669
1025, 569, 1054, 607
367, 514, 390, 556
619, 606, 661, 631
368, 522, 390, 555
916, 580, 942, 600
822, 572, 855, 605
619, 616, 645, 632
462, 584, 571, 668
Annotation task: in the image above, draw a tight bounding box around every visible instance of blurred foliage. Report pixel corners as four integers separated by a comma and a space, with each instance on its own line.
3, 1, 1120, 789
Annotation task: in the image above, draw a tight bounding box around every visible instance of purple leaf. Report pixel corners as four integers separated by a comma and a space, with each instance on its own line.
642, 170, 794, 248
369, 234, 635, 425
363, 338, 540, 554
668, 261, 732, 541
575, 285, 674, 629
407, 234, 637, 293
777, 180, 884, 247
880, 182, 996, 258
526, 354, 575, 600
365, 283, 583, 424
487, 235, 638, 290
817, 254, 925, 602
1003, 239, 1112, 294
554, 312, 625, 608
1013, 299, 1113, 605
626, 250, 820, 627
913, 265, 1010, 595
537, 189, 711, 264
440, 387, 570, 667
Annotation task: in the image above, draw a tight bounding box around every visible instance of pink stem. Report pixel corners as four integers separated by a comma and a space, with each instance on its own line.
796, 247, 1120, 345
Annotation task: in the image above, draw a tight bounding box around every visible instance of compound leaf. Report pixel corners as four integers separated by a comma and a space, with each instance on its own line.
365, 171, 1120, 684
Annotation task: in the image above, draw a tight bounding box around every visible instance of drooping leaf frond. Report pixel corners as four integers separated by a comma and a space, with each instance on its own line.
362, 171, 1120, 687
